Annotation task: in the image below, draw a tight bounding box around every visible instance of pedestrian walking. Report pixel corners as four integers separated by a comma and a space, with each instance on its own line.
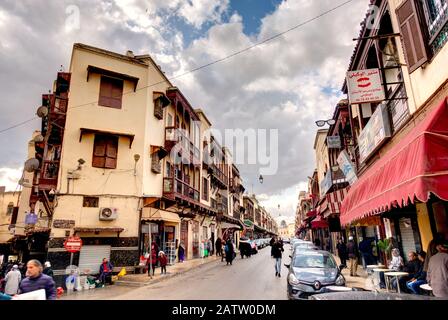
336, 238, 348, 267
19, 260, 56, 300
99, 258, 113, 285
427, 238, 448, 298
178, 242, 185, 263
148, 242, 158, 276
347, 236, 359, 277
270, 236, 276, 257
43, 261, 54, 278
5, 265, 21, 295
158, 251, 168, 275
225, 239, 234, 266
215, 237, 222, 257
272, 239, 284, 277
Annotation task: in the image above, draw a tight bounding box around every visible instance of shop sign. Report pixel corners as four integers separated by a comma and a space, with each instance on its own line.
53, 219, 75, 229
358, 103, 392, 163
346, 69, 385, 104
25, 213, 38, 225
327, 136, 341, 149
320, 170, 333, 197
337, 150, 358, 185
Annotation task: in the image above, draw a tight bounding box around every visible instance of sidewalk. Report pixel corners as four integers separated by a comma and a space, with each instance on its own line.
114, 254, 222, 287
333, 255, 373, 291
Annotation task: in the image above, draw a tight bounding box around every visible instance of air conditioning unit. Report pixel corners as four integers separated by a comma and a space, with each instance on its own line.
99, 207, 118, 221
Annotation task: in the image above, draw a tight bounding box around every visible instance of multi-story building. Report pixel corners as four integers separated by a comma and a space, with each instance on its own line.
337, 0, 448, 264
0, 187, 20, 260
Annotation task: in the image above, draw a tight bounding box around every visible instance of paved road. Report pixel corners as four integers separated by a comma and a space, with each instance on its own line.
62, 244, 290, 300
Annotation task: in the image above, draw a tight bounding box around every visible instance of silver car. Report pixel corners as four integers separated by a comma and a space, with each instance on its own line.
285, 250, 345, 300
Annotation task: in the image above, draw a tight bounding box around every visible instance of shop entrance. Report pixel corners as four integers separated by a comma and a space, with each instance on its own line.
180, 220, 188, 259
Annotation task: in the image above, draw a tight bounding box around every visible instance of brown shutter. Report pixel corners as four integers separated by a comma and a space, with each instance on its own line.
396, 0, 429, 73
99, 77, 123, 109
92, 136, 106, 168
104, 137, 118, 169
99, 77, 112, 107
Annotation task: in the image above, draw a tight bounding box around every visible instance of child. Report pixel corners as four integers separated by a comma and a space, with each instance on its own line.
158, 251, 168, 275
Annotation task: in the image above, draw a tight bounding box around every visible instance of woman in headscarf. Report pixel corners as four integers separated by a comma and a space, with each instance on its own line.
225, 239, 235, 266
178, 242, 185, 263
388, 248, 404, 271
379, 248, 404, 289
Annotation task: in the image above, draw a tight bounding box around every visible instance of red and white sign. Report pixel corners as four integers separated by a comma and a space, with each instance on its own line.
346, 69, 385, 104
64, 236, 83, 253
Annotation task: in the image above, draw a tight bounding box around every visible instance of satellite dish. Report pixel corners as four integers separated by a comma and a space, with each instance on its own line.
34, 134, 45, 143
36, 106, 49, 118
24, 158, 40, 172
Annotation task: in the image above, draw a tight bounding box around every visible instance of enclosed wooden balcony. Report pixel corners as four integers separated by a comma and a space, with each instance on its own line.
163, 176, 200, 204
165, 127, 200, 165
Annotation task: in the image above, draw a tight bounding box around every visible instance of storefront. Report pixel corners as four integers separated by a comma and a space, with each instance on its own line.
141, 208, 181, 264
341, 97, 448, 263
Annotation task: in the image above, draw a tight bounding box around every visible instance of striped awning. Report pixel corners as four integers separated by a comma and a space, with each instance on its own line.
320, 187, 350, 218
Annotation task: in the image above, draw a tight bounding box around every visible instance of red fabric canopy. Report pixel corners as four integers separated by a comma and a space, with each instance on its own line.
341, 97, 448, 225
306, 210, 317, 217
311, 214, 329, 229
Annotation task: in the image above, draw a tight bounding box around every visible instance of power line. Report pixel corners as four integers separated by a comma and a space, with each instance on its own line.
0, 0, 354, 134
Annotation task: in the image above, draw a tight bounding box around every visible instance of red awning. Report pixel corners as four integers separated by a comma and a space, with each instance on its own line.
320, 187, 350, 217
311, 215, 328, 229
341, 97, 448, 225
306, 210, 317, 217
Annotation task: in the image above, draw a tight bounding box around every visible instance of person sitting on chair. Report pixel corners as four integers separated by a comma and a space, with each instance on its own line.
99, 258, 113, 285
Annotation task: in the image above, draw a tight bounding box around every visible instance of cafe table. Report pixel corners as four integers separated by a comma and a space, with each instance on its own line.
384, 271, 409, 294
371, 268, 390, 289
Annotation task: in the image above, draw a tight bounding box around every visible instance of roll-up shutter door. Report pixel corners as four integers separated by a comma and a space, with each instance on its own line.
399, 218, 416, 262
78, 245, 111, 274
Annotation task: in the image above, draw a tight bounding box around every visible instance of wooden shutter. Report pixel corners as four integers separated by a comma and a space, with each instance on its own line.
99, 76, 123, 109
396, 0, 429, 73
92, 136, 107, 168
105, 137, 118, 169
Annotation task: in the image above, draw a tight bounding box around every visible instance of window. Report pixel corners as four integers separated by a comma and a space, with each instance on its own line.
92, 135, 118, 169
98, 76, 123, 109
202, 178, 209, 201
6, 202, 14, 215
83, 196, 99, 208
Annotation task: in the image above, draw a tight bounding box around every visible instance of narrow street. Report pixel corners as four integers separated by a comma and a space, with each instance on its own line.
62, 245, 289, 300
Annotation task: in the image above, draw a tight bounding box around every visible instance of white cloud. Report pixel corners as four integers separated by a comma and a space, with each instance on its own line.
0, 167, 23, 191
0, 0, 370, 210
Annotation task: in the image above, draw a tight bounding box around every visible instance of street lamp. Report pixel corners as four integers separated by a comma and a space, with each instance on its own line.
315, 119, 336, 127
259, 175, 264, 184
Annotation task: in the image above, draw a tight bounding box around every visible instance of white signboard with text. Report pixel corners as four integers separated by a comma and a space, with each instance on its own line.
346, 69, 385, 104
337, 150, 358, 185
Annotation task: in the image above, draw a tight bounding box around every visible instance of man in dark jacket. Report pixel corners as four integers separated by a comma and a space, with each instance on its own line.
19, 259, 56, 300
396, 251, 421, 292
272, 239, 284, 277
336, 238, 348, 267
347, 236, 359, 277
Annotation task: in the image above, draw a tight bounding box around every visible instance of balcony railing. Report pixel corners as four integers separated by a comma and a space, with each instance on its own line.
387, 84, 409, 133
165, 127, 200, 165
39, 160, 59, 190
426, 0, 448, 54
211, 164, 228, 187
163, 177, 199, 203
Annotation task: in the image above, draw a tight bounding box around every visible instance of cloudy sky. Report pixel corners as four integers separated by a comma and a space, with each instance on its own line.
0, 0, 369, 218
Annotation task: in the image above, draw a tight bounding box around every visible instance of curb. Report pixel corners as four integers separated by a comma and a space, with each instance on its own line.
115, 257, 221, 288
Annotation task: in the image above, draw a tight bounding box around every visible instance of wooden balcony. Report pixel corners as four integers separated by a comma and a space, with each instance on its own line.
165, 126, 200, 166
38, 160, 59, 190
163, 177, 200, 204
210, 164, 228, 189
